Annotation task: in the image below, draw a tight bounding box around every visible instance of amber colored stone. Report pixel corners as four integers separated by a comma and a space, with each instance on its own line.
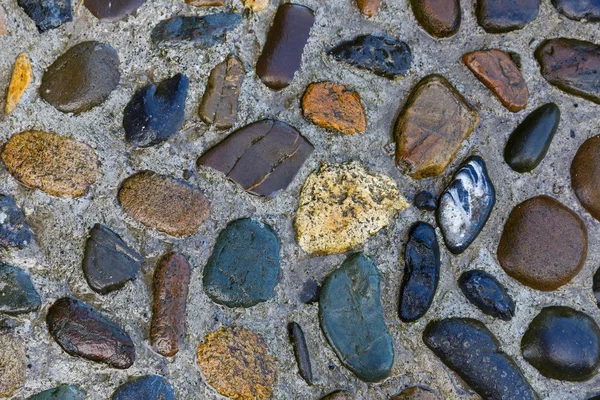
185, 0, 223, 5
5, 53, 33, 114
356, 0, 381, 17
463, 49, 528, 112
571, 135, 600, 221
410, 0, 461, 38
243, 0, 269, 11
391, 387, 440, 400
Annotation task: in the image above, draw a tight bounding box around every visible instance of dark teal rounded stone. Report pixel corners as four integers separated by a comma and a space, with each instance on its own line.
112, 375, 174, 400
28, 384, 86, 400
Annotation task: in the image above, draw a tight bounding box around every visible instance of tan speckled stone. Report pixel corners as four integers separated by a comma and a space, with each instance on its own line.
5, 53, 32, 114
243, 0, 269, 11
0, 331, 25, 397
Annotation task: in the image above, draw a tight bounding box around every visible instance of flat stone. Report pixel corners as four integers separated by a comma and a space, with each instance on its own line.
256, 4, 314, 90
497, 195, 587, 291
320, 253, 394, 382
199, 55, 244, 130
0, 330, 25, 397
535, 38, 600, 104
82, 224, 143, 294
196, 327, 278, 400
203, 219, 280, 308
399, 222, 440, 322
294, 162, 408, 255
476, 0, 539, 32
243, 0, 269, 11
118, 171, 210, 236
321, 391, 354, 400
84, 0, 144, 21
414, 190, 437, 211
522, 306, 600, 381
112, 375, 175, 400
463, 49, 528, 112
2, 131, 98, 198
328, 35, 412, 79
40, 41, 120, 114
572, 135, 600, 221
17, 0, 72, 32
288, 322, 313, 385
151, 13, 240, 46
423, 318, 537, 399
5, 53, 32, 114
197, 119, 313, 197
437, 156, 495, 254
0, 263, 41, 315
46, 297, 135, 369
0, 194, 34, 249
391, 387, 440, 400
124, 73, 189, 147
28, 385, 86, 400
458, 270, 515, 321
150, 253, 190, 356
410, 0, 461, 38
356, 0, 381, 17
552, 0, 600, 20
186, 0, 223, 6
394, 75, 479, 179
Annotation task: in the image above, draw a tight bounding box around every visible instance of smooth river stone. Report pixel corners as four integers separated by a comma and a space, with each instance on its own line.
328, 34, 412, 79
552, 0, 600, 20
459, 270, 515, 321
424, 318, 538, 399
112, 375, 175, 400
437, 156, 495, 254
497, 195, 587, 291
394, 75, 479, 179
357, 0, 381, 17
203, 219, 280, 308
28, 385, 86, 400
0, 263, 41, 315
398, 222, 440, 322
0, 330, 26, 397
414, 190, 437, 211
123, 73, 189, 147
522, 306, 600, 381
84, 0, 144, 21
198, 119, 313, 197
536, 38, 600, 104
288, 321, 313, 385
151, 13, 240, 46
476, 0, 539, 32
5, 53, 33, 114
0, 194, 34, 249
572, 136, 600, 221
46, 297, 135, 369
40, 41, 120, 114
320, 253, 394, 382
410, 0, 461, 38
256, 4, 314, 90
17, 0, 72, 32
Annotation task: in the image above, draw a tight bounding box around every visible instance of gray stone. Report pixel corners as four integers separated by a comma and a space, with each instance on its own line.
0, 263, 41, 315
28, 384, 86, 400
112, 375, 174, 400
0, 194, 34, 249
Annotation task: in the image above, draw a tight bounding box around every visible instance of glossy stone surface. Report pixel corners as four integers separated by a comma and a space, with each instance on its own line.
112, 375, 175, 400
0, 263, 41, 315
288, 322, 313, 385
0, 194, 34, 249
504, 103, 560, 173
84, 0, 144, 21
5, 53, 33, 114
410, 0, 461, 38
0, 330, 25, 397
414, 190, 437, 211
28, 385, 86, 400
437, 156, 495, 254
476, 0, 539, 32
423, 318, 537, 399
320, 253, 394, 382
328, 34, 412, 79
552, 0, 600, 21
124, 73, 189, 147
17, 0, 72, 33
203, 219, 280, 308
458, 270, 515, 321
571, 135, 600, 221
256, 4, 314, 90
357, 0, 381, 17
522, 306, 600, 381
151, 13, 240, 46
197, 120, 313, 197
399, 222, 440, 322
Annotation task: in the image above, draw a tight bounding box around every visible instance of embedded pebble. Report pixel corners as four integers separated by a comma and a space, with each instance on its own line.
594, 267, 600, 307
0, 329, 25, 397
243, 0, 269, 11
0, 194, 34, 249
299, 280, 319, 304
410, 0, 461, 38
0, 263, 41, 315
28, 385, 86, 400
476, 0, 539, 32
0, 8, 7, 35
151, 13, 240, 46
17, 0, 72, 32
84, 0, 144, 21
414, 190, 437, 211
552, 0, 600, 21
571, 135, 600, 221
391, 387, 440, 400
288, 322, 313, 385
321, 391, 354, 400
458, 270, 515, 321
186, 0, 223, 5
356, 0, 381, 17
112, 375, 175, 400
5, 53, 32, 114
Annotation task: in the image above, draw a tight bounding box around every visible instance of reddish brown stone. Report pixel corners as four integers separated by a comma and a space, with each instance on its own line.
391, 387, 440, 400
356, 0, 381, 17
410, 0, 461, 38
321, 391, 354, 400
571, 135, 600, 221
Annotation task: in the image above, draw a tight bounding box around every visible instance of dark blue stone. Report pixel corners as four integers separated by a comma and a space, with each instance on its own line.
28, 385, 86, 400
17, 0, 72, 33
0, 263, 41, 315
458, 270, 515, 321
151, 13, 241, 47
413, 190, 437, 211
288, 322, 313, 385
476, 0, 539, 32
552, 0, 600, 21
112, 375, 174, 400
0, 194, 34, 249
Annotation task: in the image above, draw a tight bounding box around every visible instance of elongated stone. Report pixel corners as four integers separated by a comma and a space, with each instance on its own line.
356, 0, 381, 17
186, 0, 223, 5
437, 156, 495, 254
0, 194, 34, 249
399, 222, 440, 322
28, 385, 86, 400
594, 266, 600, 307
424, 318, 538, 399
458, 270, 515, 321
392, 387, 440, 400
0, 263, 41, 315
84, 0, 144, 21
553, 0, 600, 20
112, 375, 175, 400
198, 120, 313, 197
321, 391, 354, 400
5, 53, 32, 114
320, 253, 394, 382
17, 0, 72, 32
256, 4, 314, 90
0, 330, 25, 397
476, 0, 539, 32
288, 322, 313, 385
151, 13, 240, 46
572, 135, 600, 221
410, 0, 461, 38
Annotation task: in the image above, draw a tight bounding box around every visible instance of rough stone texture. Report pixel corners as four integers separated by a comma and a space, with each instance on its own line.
294, 162, 408, 254
571, 135, 600, 221
5, 53, 32, 115
391, 387, 440, 400
17, 0, 72, 33
410, 0, 461, 38
0, 8, 7, 35
84, 0, 144, 21
0, 262, 41, 315
185, 0, 223, 6
0, 194, 34, 249
476, 0, 540, 32
151, 14, 241, 47
458, 269, 515, 321
112, 375, 175, 400
243, 0, 269, 12
28, 385, 86, 400
288, 322, 313, 385
356, 0, 381, 17
1, 131, 99, 198
413, 190, 436, 211
321, 391, 354, 400
0, 330, 26, 397
552, 0, 600, 21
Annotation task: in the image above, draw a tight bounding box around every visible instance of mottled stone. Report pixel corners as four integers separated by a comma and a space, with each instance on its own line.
0, 330, 25, 397
328, 35, 412, 78
198, 120, 313, 197
357, 0, 381, 17
256, 4, 314, 90
320, 253, 394, 382
0, 8, 7, 35
5, 53, 32, 114
40, 41, 120, 114
321, 391, 354, 400
112, 375, 175, 400
0, 194, 34, 249
399, 222, 440, 322
391, 387, 440, 400
288, 322, 313, 385
2, 131, 98, 198
0, 263, 41, 315
203, 219, 280, 308
424, 318, 538, 399
151, 13, 240, 47
522, 306, 600, 381
294, 162, 408, 255
410, 0, 461, 38
124, 73, 189, 147
196, 327, 277, 400
476, 0, 539, 32
28, 385, 86, 400
414, 190, 436, 211
84, 0, 144, 21
497, 195, 587, 291
552, 0, 600, 21
46, 297, 135, 369
571, 135, 600, 221
186, 0, 223, 6
394, 75, 479, 179
302, 82, 366, 135
458, 270, 515, 321
243, 0, 269, 11
17, 0, 72, 32
118, 171, 210, 236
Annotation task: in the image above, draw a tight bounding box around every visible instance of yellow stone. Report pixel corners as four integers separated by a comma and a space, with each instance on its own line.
243, 0, 269, 11
5, 53, 32, 114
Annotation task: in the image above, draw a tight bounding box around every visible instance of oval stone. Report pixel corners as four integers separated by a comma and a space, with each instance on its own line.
0, 263, 41, 315
571, 135, 600, 221
0, 194, 34, 249
320, 253, 394, 382
410, 0, 461, 38
476, 0, 539, 32
112, 375, 175, 400
288, 322, 313, 385
552, 0, 600, 21
84, 0, 145, 21
28, 385, 86, 400
458, 270, 515, 321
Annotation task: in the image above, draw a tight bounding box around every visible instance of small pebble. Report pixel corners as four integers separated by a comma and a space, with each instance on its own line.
84, 0, 145, 21
299, 279, 319, 304
5, 53, 32, 115
391, 387, 440, 400
0, 194, 34, 249
186, 0, 223, 5
243, 0, 269, 11
321, 391, 354, 400
288, 322, 313, 385
458, 270, 515, 321
356, 0, 381, 17
413, 190, 436, 211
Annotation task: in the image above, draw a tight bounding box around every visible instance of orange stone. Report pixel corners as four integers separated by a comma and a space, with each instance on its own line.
5, 53, 33, 115
243, 0, 269, 11
356, 0, 381, 17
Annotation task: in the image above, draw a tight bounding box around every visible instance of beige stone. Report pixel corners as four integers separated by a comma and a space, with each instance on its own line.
243, 0, 269, 12
5, 53, 32, 114
0, 332, 25, 397
0, 8, 7, 35
185, 0, 223, 6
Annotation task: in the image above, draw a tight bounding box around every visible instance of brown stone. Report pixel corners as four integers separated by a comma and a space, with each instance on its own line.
391, 387, 440, 400
497, 195, 587, 291
5, 53, 33, 114
321, 391, 354, 400
0, 330, 25, 397
356, 0, 381, 17
410, 0, 461, 38
185, 0, 224, 7
463, 49, 528, 112
150, 252, 191, 357
302, 82, 366, 135
571, 135, 600, 221
394, 75, 479, 179
118, 171, 210, 236
199, 55, 244, 130
0, 8, 7, 35
196, 327, 278, 400
242, 0, 269, 11
1, 131, 98, 198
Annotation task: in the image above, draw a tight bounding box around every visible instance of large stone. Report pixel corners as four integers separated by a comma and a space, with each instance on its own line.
0, 263, 41, 315
552, 0, 600, 21
151, 13, 241, 47
394, 75, 479, 179
356, 0, 381, 17
294, 162, 408, 255
320, 253, 394, 382
497, 195, 587, 291
410, 0, 461, 38
5, 53, 33, 114
84, 0, 144, 21
17, 0, 72, 32
458, 270, 515, 321
112, 375, 175, 400
0, 194, 34, 249
476, 0, 539, 32
0, 330, 26, 397
571, 135, 600, 221
28, 385, 86, 400
288, 322, 313, 385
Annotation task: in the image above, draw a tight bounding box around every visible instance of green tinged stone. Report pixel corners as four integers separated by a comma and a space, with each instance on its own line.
0, 263, 41, 315
28, 384, 86, 400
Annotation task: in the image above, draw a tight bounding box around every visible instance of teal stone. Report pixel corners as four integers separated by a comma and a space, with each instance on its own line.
28, 384, 86, 400
319, 253, 394, 382
0, 263, 41, 315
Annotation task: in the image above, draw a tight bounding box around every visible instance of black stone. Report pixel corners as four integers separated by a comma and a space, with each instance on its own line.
123, 74, 189, 148
0, 194, 34, 249
28, 385, 86, 400
17, 0, 72, 33
151, 13, 241, 47
299, 279, 319, 304
82, 224, 143, 295
458, 270, 515, 321
0, 263, 41, 315
398, 222, 440, 322
414, 190, 437, 211
112, 375, 175, 400
593, 266, 600, 308
288, 322, 313, 385
476, 0, 539, 33
522, 306, 600, 381
504, 103, 560, 173
552, 0, 600, 21
328, 34, 412, 79
84, 0, 145, 21
424, 318, 538, 399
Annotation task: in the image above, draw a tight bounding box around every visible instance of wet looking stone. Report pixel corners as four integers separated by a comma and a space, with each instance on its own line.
414, 190, 436, 211
410, 0, 461, 38
552, 0, 600, 20
0, 194, 34, 249
356, 0, 381, 17
151, 13, 241, 47
28, 385, 86, 400
84, 0, 144, 21
5, 53, 33, 115
476, 0, 539, 32
288, 322, 313, 385
17, 0, 72, 33
572, 135, 600, 221
0, 263, 41, 315
458, 270, 515, 321
112, 375, 175, 400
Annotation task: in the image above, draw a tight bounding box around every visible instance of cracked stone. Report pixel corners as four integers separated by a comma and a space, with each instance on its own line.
0, 263, 41, 315
410, 0, 461, 38
151, 13, 240, 46
5, 53, 32, 114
